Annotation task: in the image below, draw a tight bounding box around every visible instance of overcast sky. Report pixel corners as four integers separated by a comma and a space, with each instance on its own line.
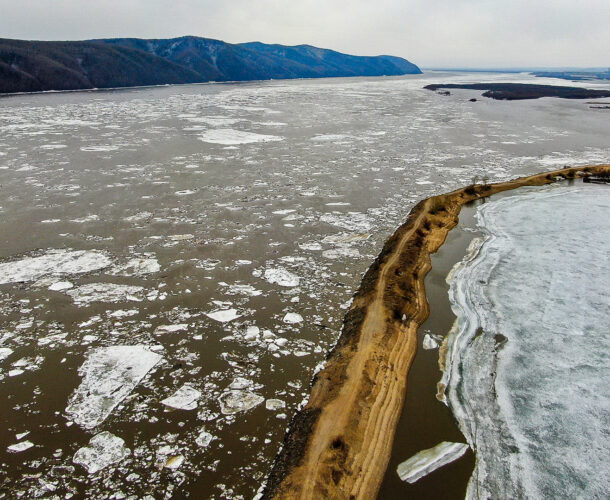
1, 0, 608, 68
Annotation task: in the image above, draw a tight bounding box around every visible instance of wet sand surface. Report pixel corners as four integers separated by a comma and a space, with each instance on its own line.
0, 70, 609, 499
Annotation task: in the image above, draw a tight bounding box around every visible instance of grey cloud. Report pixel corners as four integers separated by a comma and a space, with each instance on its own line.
0, 0, 608, 67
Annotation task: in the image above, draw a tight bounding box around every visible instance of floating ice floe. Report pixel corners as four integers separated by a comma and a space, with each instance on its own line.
219, 390, 265, 415
205, 309, 241, 323
320, 213, 372, 233
111, 257, 160, 276
80, 145, 119, 152
397, 441, 469, 483
7, 441, 34, 453
169, 234, 194, 241
263, 267, 300, 287
199, 129, 283, 145
161, 384, 201, 411
299, 242, 323, 251
154, 324, 188, 335
322, 247, 360, 259
0, 249, 112, 285
70, 214, 100, 223
220, 283, 262, 296
66, 283, 145, 305
195, 429, 216, 448
66, 345, 163, 429
48, 281, 73, 291
0, 348, 13, 362
73, 432, 130, 474
124, 211, 153, 223
322, 233, 370, 245
423, 334, 439, 350
311, 134, 353, 142
283, 313, 303, 324
265, 399, 286, 411
244, 326, 260, 341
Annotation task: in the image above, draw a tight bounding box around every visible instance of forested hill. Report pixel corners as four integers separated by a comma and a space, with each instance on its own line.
0, 36, 421, 94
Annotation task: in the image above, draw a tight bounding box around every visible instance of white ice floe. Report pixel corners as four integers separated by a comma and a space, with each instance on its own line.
66, 345, 163, 429
397, 441, 469, 483
111, 257, 160, 276
80, 145, 119, 152
219, 390, 265, 415
73, 432, 130, 474
221, 283, 262, 296
311, 134, 353, 142
169, 234, 194, 241
0, 348, 13, 362
0, 249, 111, 285
322, 247, 360, 259
299, 242, 323, 251
263, 267, 300, 287
161, 384, 201, 411
283, 313, 303, 324
422, 334, 439, 350
320, 212, 372, 232
48, 281, 74, 291
66, 283, 145, 305
185, 116, 242, 127
7, 441, 34, 453
195, 429, 216, 448
154, 324, 188, 335
205, 309, 241, 323
244, 326, 260, 341
108, 309, 138, 318
199, 129, 283, 145
322, 233, 370, 245
265, 399, 286, 411
70, 215, 100, 223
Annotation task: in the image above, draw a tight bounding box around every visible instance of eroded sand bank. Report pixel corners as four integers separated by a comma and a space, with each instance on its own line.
262, 164, 610, 499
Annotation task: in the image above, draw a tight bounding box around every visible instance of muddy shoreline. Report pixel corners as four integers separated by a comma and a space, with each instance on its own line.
261, 164, 610, 499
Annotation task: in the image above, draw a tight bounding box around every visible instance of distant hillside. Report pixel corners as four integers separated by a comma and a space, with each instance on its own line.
0, 36, 421, 94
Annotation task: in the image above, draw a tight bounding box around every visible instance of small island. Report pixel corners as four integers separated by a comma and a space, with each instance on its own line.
424, 82, 610, 100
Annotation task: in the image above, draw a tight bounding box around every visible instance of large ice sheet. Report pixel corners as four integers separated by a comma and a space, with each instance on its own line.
0, 249, 111, 284
66, 346, 163, 429
441, 184, 610, 499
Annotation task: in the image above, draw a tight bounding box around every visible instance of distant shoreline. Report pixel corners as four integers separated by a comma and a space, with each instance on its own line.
262, 164, 610, 499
